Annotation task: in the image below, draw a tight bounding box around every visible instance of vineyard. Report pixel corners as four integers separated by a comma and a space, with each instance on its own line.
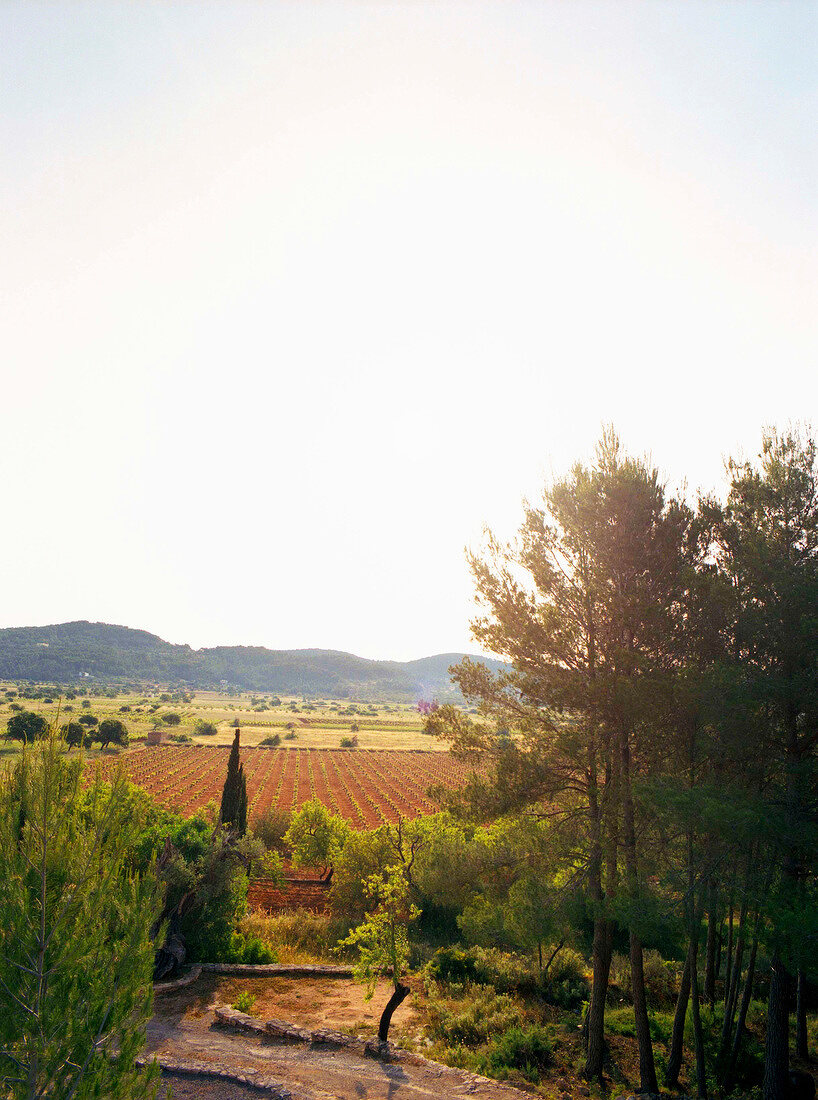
92, 745, 475, 827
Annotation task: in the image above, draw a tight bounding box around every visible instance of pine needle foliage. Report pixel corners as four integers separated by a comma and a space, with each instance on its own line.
0, 737, 161, 1100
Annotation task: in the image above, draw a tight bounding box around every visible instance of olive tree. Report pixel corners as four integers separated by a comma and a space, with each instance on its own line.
339, 865, 420, 1042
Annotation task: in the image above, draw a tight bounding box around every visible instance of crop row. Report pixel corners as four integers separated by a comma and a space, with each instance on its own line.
89, 746, 475, 827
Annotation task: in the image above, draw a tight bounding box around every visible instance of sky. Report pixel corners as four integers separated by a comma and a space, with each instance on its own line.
2, 2, 816, 661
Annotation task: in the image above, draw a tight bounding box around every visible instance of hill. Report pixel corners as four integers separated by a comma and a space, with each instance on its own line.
0, 621, 503, 700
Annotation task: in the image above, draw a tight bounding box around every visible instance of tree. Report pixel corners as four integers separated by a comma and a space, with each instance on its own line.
714, 428, 818, 1100
94, 718, 129, 749
77, 714, 98, 728
60, 720, 86, 750
5, 712, 48, 745
220, 729, 247, 836
285, 799, 349, 877
435, 430, 695, 1089
0, 738, 160, 1099
339, 865, 420, 1042
192, 719, 217, 737
160, 713, 181, 727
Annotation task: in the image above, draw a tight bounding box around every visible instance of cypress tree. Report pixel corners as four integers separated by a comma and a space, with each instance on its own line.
220, 728, 247, 835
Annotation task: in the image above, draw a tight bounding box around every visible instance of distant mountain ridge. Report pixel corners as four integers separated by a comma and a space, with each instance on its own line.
0, 621, 504, 700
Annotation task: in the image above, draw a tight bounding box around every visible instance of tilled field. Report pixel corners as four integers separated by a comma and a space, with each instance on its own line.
91, 745, 475, 827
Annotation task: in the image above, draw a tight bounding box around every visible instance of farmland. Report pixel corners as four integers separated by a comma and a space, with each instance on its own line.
91, 744, 474, 827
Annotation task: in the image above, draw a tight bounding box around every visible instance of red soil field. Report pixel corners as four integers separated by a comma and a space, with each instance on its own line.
91, 745, 475, 828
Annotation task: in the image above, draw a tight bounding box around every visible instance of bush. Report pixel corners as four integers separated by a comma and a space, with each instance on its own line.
284, 731, 297, 741
254, 807, 291, 853
228, 933, 276, 965
340, 735, 358, 748
478, 1025, 554, 1083
232, 991, 258, 1014
427, 946, 481, 985
425, 983, 523, 1046
193, 719, 218, 736
610, 948, 677, 1005
261, 734, 281, 747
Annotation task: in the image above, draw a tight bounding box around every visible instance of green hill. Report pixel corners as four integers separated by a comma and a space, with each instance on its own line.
0, 621, 503, 700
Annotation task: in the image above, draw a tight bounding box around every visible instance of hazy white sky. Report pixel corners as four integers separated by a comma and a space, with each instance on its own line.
2, 2, 816, 660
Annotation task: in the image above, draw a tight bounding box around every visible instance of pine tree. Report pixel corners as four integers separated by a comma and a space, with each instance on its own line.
220, 729, 247, 836
0, 737, 161, 1100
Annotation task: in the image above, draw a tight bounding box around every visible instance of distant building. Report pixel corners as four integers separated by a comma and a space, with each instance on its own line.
147, 727, 166, 746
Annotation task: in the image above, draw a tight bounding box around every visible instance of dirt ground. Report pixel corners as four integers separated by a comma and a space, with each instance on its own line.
148, 974, 530, 1100
178, 973, 424, 1041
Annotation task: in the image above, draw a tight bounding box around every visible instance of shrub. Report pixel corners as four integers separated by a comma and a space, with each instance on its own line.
193, 719, 218, 736
254, 807, 291, 853
232, 991, 258, 1015
340, 735, 358, 748
427, 946, 481, 985
261, 734, 281, 747
284, 731, 297, 740
425, 983, 523, 1046
610, 948, 677, 1005
478, 1025, 553, 1083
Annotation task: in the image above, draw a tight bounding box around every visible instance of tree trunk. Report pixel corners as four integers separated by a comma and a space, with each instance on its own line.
704, 886, 718, 1008
666, 948, 692, 1088
690, 943, 708, 1100
584, 918, 613, 1081
723, 929, 759, 1090
724, 900, 734, 1006
763, 951, 791, 1100
583, 726, 612, 1082
378, 983, 410, 1043
796, 968, 808, 1061
621, 729, 658, 1095
719, 886, 748, 1067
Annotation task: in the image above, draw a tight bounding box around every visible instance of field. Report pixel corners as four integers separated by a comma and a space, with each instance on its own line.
92, 744, 473, 827
0, 684, 457, 756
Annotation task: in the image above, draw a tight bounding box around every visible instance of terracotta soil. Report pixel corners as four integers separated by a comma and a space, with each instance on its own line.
155, 973, 423, 1043
147, 974, 530, 1100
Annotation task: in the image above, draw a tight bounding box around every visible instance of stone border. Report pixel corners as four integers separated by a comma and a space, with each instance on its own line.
214, 1007, 528, 1095
136, 1054, 291, 1097
201, 963, 353, 977
154, 966, 202, 995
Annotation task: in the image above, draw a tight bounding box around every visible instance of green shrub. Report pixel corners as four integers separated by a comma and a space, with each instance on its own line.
478, 1025, 553, 1083
261, 734, 281, 747
427, 946, 480, 985
425, 984, 523, 1046
232, 991, 258, 1015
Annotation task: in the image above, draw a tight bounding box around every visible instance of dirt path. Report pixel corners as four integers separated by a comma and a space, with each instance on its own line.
148, 981, 530, 1100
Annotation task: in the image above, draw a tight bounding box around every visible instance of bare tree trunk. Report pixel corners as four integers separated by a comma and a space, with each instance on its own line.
763, 951, 791, 1100
378, 983, 410, 1043
723, 929, 759, 1091
719, 878, 749, 1067
666, 947, 692, 1088
704, 884, 718, 1008
796, 968, 808, 1061
690, 942, 708, 1100
724, 899, 734, 1007
584, 919, 612, 1081
621, 730, 658, 1095
584, 727, 615, 1083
